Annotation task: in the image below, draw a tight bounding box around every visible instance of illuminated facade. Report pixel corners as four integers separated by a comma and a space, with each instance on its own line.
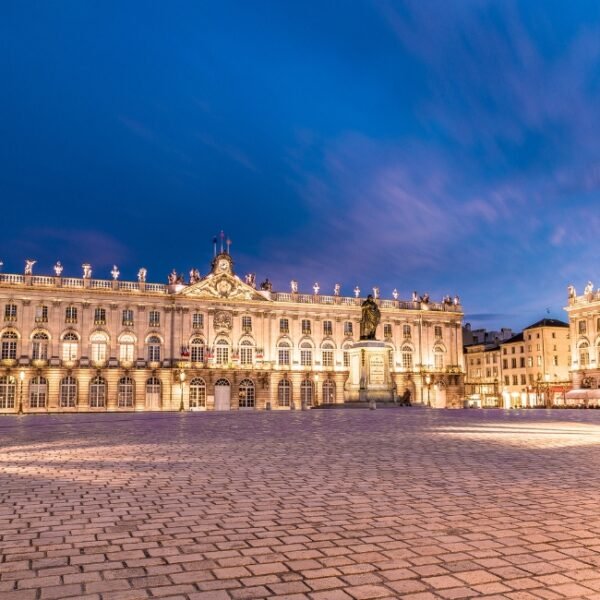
0, 252, 465, 413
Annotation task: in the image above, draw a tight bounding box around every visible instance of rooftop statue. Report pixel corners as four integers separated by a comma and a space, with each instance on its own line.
359, 294, 380, 340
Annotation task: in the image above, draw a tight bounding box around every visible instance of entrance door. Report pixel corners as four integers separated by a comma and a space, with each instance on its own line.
214, 378, 231, 411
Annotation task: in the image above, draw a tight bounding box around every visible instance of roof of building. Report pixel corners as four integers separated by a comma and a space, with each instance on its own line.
501, 332, 524, 344
525, 318, 569, 329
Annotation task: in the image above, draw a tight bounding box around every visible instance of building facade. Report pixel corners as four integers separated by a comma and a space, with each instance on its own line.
0, 252, 465, 413
565, 282, 600, 404
464, 343, 501, 407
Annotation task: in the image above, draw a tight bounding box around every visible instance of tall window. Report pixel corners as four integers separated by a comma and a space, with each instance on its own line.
61, 332, 79, 361
239, 379, 255, 408
322, 343, 334, 368
190, 337, 205, 363
434, 346, 445, 370
90, 376, 106, 408
323, 320, 333, 336
119, 334, 136, 362
94, 308, 106, 325
192, 312, 204, 329
189, 378, 206, 408
239, 340, 254, 365
146, 377, 161, 408
241, 316, 252, 332
300, 342, 313, 367
215, 339, 230, 365
279, 318, 289, 334
4, 303, 17, 322
579, 342, 590, 367
384, 323, 392, 339
578, 320, 587, 335
344, 321, 353, 337
35, 305, 48, 323
32, 332, 49, 360
59, 376, 77, 408
117, 377, 134, 408
122, 309, 134, 327
90, 332, 108, 362
401, 345, 413, 370
149, 310, 160, 327
65, 306, 77, 324
278, 379, 291, 407
302, 319, 311, 335
29, 376, 47, 408
278, 341, 291, 366
403, 324, 411, 338
300, 380, 313, 407
0, 376, 16, 409
1, 331, 18, 360
147, 336, 161, 362
343, 348, 350, 368
323, 380, 335, 404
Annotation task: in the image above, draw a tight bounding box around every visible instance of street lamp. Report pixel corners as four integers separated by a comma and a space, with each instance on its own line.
178, 369, 186, 412
425, 373, 432, 407
18, 370, 25, 414
314, 373, 319, 407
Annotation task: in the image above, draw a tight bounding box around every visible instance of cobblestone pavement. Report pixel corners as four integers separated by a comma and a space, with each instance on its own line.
2, 409, 600, 600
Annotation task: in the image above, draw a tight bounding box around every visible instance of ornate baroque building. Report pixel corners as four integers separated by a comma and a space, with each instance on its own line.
0, 252, 464, 413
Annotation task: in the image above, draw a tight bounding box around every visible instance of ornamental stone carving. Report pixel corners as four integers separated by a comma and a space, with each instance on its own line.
214, 310, 233, 332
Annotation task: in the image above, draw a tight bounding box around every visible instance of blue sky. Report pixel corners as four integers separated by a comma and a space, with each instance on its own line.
1, 1, 599, 331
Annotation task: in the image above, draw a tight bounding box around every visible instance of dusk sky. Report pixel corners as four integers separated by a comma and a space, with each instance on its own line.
2, 1, 599, 331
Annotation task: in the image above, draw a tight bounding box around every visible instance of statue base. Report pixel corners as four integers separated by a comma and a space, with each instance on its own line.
344, 340, 395, 405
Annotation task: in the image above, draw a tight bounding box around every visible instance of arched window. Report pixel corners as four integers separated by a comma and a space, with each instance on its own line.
189, 378, 206, 408
323, 380, 335, 404
90, 332, 108, 362
401, 344, 413, 370
190, 337, 205, 363
278, 379, 291, 407
322, 342, 334, 368
239, 379, 255, 408
30, 376, 47, 408
1, 331, 18, 360
147, 336, 161, 362
118, 377, 134, 408
579, 342, 590, 367
434, 346, 445, 371
278, 341, 291, 366
215, 339, 230, 365
90, 376, 106, 408
32, 332, 49, 360
119, 334, 136, 362
300, 341, 313, 367
146, 377, 161, 409
61, 332, 79, 362
59, 376, 77, 408
300, 380, 313, 407
239, 340, 254, 365
0, 376, 16, 409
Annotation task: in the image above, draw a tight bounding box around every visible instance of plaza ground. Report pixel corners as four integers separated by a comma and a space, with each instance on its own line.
1, 409, 600, 600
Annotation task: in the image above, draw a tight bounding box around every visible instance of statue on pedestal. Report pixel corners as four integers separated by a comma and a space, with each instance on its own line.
359, 294, 380, 340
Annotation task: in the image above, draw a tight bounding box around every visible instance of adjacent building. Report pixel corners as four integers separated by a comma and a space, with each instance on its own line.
0, 251, 465, 413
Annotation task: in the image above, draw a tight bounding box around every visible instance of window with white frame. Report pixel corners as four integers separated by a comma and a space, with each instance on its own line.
32, 332, 49, 360
241, 315, 252, 332
579, 342, 589, 367
4, 303, 17, 322
61, 332, 79, 361
29, 376, 47, 408
35, 305, 48, 323
189, 378, 206, 408
300, 342, 312, 367
300, 380, 313, 406
122, 309, 134, 326
401, 345, 413, 370
344, 321, 353, 337
119, 334, 135, 362
192, 312, 203, 329
149, 310, 160, 327
90, 332, 108, 362
343, 344, 351, 368
323, 379, 335, 404
301, 319, 311, 335
190, 337, 205, 363
1, 331, 17, 360
278, 379, 291, 407
90, 376, 106, 408
147, 336, 161, 362
0, 376, 16, 409
322, 343, 334, 368
215, 339, 230, 365
239, 340, 253, 365
323, 320, 333, 336
60, 376, 77, 408
278, 341, 291, 366
117, 377, 134, 408
239, 379, 255, 408
65, 305, 77, 324
94, 308, 106, 325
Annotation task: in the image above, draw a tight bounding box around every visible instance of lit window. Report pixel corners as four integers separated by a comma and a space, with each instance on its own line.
32, 332, 49, 360
1, 331, 18, 360
147, 336, 161, 362
215, 340, 230, 365
240, 340, 254, 365
149, 310, 160, 327
279, 318, 289, 334
94, 308, 106, 325
189, 378, 206, 408
0, 376, 16, 409
122, 309, 134, 327
119, 334, 136, 362
301, 319, 311, 335
65, 306, 77, 324
190, 337, 205, 363
344, 321, 353, 337
192, 313, 204, 329
60, 376, 77, 408
4, 303, 17, 322
239, 379, 255, 408
579, 342, 589, 367
322, 343, 334, 368
89, 376, 106, 408
117, 377, 134, 408
401, 345, 413, 370
35, 305, 48, 323
323, 380, 335, 404
241, 316, 252, 332
300, 342, 312, 367
278, 379, 291, 407
90, 332, 108, 362
300, 380, 313, 406
29, 376, 47, 408
61, 332, 79, 361
323, 320, 333, 336
278, 341, 291, 366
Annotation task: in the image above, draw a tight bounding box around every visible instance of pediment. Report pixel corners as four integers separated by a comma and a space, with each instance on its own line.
178, 273, 271, 302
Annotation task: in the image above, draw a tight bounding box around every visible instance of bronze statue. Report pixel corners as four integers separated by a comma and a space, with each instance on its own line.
360, 294, 380, 340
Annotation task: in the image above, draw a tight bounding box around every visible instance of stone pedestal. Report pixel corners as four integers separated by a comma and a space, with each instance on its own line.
344, 341, 395, 405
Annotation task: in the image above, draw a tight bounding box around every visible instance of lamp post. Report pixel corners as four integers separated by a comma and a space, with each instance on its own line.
178, 369, 186, 412
314, 373, 319, 407
425, 373, 432, 407
18, 370, 25, 414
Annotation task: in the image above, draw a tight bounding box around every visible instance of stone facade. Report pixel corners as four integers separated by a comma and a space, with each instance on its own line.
0, 252, 464, 413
